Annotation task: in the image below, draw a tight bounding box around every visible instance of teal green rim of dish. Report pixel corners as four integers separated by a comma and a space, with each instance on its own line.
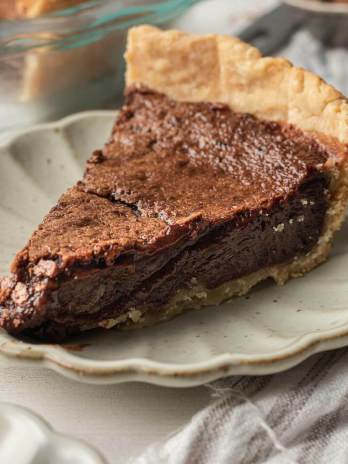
0, 0, 200, 55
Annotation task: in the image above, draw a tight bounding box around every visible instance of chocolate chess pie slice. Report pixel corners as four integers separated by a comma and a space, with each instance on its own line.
1, 26, 348, 340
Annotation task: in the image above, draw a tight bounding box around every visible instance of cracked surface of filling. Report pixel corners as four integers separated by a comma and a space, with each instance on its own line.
0, 87, 334, 339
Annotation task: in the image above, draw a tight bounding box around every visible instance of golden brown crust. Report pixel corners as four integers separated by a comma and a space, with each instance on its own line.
126, 26, 348, 144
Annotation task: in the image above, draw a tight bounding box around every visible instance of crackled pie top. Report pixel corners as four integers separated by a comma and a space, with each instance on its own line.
12, 86, 332, 272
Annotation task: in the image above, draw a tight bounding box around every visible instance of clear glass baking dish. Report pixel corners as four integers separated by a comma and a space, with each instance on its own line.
0, 0, 199, 132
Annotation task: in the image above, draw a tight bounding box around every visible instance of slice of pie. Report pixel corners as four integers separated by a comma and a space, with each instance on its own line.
1, 26, 348, 340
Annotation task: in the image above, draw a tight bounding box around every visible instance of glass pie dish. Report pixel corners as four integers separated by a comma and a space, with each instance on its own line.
0, 0, 198, 132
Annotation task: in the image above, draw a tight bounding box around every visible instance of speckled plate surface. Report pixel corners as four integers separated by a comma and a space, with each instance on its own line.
1, 112, 348, 387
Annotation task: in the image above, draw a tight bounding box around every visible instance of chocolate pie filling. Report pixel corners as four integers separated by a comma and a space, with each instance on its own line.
0, 88, 331, 338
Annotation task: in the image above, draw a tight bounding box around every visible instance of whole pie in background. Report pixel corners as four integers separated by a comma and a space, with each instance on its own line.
0, 0, 86, 19
1, 26, 348, 340
17, 0, 86, 17
0, 0, 121, 120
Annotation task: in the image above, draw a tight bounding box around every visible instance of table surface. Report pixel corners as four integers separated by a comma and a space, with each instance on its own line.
0, 1, 302, 463
0, 364, 211, 463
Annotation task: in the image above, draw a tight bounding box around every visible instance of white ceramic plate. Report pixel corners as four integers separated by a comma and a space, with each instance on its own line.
1, 112, 348, 387
0, 402, 106, 464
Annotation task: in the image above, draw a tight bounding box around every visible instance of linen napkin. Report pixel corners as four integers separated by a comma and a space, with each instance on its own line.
131, 2, 348, 463
132, 349, 348, 464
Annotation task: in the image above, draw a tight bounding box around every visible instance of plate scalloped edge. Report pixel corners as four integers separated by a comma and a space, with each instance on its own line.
1, 111, 348, 387
2, 327, 348, 386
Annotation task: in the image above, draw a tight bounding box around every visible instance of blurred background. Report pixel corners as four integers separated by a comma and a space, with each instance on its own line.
0, 0, 347, 132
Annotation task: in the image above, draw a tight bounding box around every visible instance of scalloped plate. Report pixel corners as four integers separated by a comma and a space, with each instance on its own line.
1, 111, 348, 387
